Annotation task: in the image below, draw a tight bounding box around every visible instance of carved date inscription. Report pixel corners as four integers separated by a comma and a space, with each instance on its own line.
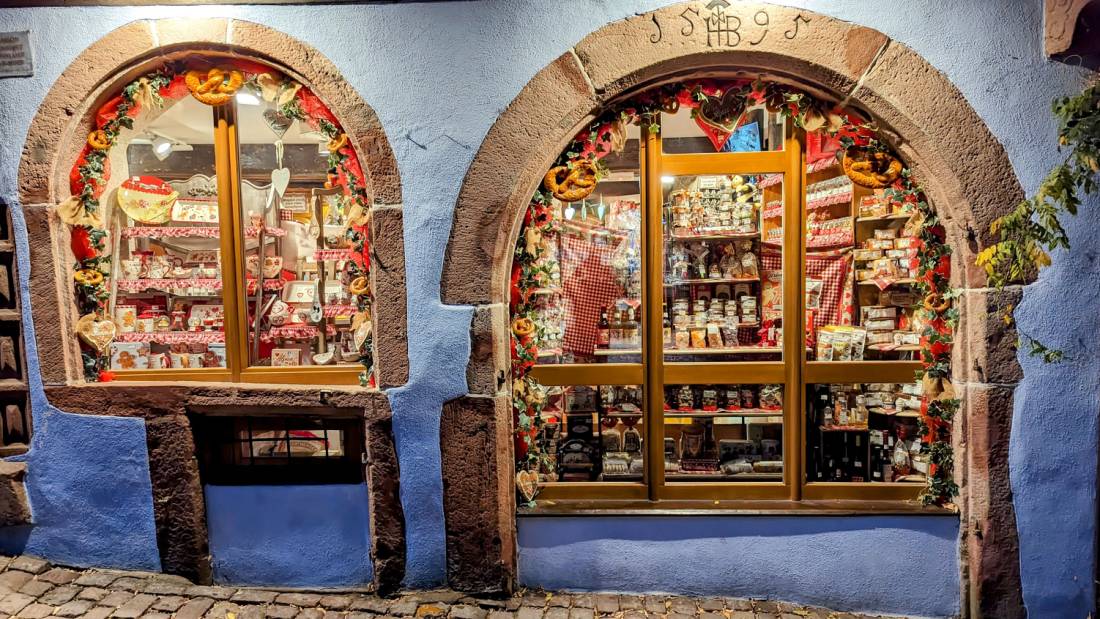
648, 0, 810, 48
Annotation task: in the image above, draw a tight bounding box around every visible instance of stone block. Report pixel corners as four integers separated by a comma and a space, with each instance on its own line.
466, 304, 509, 397
366, 413, 405, 596
963, 382, 1025, 619
575, 3, 883, 101
369, 205, 409, 389
151, 18, 227, 46
440, 395, 515, 593
0, 462, 31, 526
963, 288, 1023, 385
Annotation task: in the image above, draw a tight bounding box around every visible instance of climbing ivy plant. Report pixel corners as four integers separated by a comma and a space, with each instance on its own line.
976, 80, 1100, 362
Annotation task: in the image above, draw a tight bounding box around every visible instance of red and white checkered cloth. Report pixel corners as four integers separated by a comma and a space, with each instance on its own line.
761, 248, 852, 332
560, 229, 626, 359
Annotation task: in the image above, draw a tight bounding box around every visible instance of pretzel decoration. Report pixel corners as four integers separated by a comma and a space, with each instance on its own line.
327, 133, 348, 153
185, 68, 245, 106
348, 276, 370, 296
512, 316, 536, 339
73, 268, 104, 287
923, 292, 951, 314
87, 130, 110, 151
543, 160, 598, 203
842, 150, 903, 188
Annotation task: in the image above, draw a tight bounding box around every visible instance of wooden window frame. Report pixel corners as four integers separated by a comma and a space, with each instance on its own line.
110, 100, 363, 385
531, 121, 924, 504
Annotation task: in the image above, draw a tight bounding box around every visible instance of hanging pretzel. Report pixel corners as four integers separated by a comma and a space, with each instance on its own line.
843, 150, 903, 188
543, 160, 598, 202
87, 130, 110, 150
73, 268, 104, 287
923, 292, 951, 314
185, 68, 245, 106
348, 276, 370, 296
327, 133, 349, 153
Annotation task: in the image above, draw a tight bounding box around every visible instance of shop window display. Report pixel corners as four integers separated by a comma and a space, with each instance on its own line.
513, 78, 958, 506
64, 57, 374, 384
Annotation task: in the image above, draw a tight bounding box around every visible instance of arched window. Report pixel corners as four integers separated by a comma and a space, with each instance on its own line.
66, 56, 374, 385
512, 78, 956, 504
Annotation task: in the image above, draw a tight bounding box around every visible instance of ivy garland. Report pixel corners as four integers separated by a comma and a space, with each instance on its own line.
65, 61, 375, 384
976, 80, 1100, 363
511, 78, 959, 507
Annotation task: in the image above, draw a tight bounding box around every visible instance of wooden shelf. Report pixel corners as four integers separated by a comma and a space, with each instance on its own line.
669, 231, 758, 241
819, 425, 869, 432
856, 213, 916, 223
664, 277, 760, 287
664, 408, 782, 418
0, 241, 14, 253
666, 472, 782, 482
857, 278, 918, 287
0, 309, 20, 321
594, 346, 781, 356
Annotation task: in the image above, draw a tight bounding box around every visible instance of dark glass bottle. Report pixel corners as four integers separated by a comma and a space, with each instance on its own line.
597, 306, 610, 349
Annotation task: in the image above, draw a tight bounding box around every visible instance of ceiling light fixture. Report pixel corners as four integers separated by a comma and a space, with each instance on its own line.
236, 91, 261, 106
152, 136, 173, 161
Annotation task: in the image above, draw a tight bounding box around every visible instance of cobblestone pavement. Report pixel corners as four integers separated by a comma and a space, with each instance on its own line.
0, 555, 909, 619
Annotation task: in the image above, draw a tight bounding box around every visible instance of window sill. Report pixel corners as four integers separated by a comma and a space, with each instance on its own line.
518, 499, 957, 517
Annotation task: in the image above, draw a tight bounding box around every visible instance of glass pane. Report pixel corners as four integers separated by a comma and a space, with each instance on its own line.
660, 105, 785, 154
663, 174, 781, 361
663, 383, 784, 482
535, 384, 644, 483
234, 418, 345, 460
805, 165, 923, 361
109, 95, 226, 371
233, 92, 364, 368
538, 122, 643, 365
805, 382, 927, 484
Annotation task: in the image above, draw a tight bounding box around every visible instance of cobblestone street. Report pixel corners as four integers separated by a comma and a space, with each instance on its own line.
0, 556, 908, 619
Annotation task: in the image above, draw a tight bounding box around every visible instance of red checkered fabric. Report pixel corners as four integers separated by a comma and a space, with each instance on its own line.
761, 248, 852, 332
560, 228, 626, 359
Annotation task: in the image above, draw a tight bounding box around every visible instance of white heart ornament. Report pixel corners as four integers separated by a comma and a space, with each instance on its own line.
75, 313, 117, 354
271, 168, 290, 197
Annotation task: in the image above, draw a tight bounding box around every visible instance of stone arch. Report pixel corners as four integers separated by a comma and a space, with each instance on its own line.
15, 18, 409, 590
439, 3, 1025, 614
18, 17, 407, 389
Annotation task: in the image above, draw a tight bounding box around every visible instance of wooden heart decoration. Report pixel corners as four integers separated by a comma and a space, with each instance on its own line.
262, 108, 293, 139
75, 313, 116, 354
695, 89, 749, 151
271, 168, 291, 197
515, 469, 538, 502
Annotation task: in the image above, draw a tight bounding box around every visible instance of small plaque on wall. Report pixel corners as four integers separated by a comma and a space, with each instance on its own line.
0, 32, 32, 78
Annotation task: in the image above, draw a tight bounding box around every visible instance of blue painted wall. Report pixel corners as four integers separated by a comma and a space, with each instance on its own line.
519, 515, 960, 617
204, 484, 372, 587
0, 1, 1095, 614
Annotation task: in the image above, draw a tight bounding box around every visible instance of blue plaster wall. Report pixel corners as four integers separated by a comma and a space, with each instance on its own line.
519, 515, 960, 618
0, 0, 1096, 615
204, 484, 372, 587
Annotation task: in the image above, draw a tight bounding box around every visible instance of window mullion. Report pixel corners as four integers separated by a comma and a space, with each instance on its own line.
643, 126, 664, 500
212, 103, 246, 382
783, 120, 806, 501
